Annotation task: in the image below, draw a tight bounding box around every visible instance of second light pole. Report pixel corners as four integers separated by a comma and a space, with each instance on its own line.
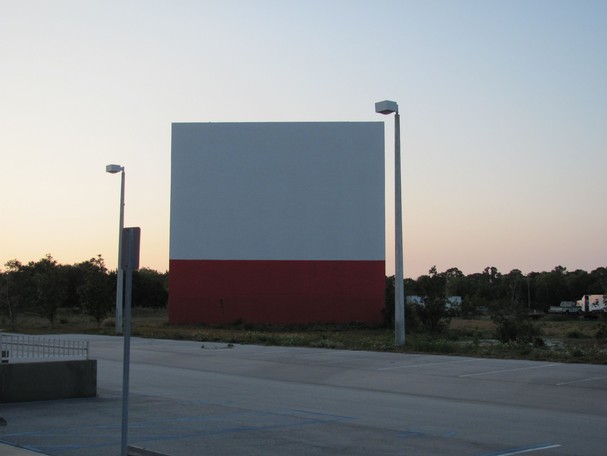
375, 100, 405, 346
106, 164, 125, 335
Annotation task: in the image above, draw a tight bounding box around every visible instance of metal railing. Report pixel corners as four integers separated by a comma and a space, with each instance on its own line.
0, 334, 89, 363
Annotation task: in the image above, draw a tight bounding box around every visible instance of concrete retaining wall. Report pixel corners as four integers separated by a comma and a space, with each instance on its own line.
0, 359, 97, 403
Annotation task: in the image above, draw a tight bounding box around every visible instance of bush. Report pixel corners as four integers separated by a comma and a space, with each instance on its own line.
595, 316, 607, 339
491, 297, 542, 344
567, 329, 589, 339
493, 317, 541, 343
383, 277, 421, 333
101, 317, 115, 329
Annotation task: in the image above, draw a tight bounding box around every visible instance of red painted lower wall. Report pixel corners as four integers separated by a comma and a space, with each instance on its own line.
168, 260, 385, 325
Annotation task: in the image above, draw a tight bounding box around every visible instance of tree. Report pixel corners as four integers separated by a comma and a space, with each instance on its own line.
534, 266, 569, 310
481, 266, 502, 301
462, 272, 492, 316
499, 270, 526, 305
63, 263, 88, 310
132, 268, 168, 308
415, 266, 449, 333
490, 273, 541, 344
443, 267, 468, 297
588, 267, 607, 294
0, 260, 32, 330
383, 276, 395, 326
29, 254, 67, 326
564, 269, 592, 302
77, 255, 114, 328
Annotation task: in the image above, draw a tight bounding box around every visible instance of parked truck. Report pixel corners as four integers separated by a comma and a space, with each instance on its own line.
577, 295, 607, 313
548, 301, 582, 314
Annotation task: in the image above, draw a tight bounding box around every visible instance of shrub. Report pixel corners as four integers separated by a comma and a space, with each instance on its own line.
595, 316, 607, 339
101, 317, 115, 329
491, 297, 541, 344
566, 329, 589, 339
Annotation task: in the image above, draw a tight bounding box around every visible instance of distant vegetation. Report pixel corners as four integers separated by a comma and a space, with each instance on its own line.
386, 265, 607, 347
0, 254, 167, 330
1, 259, 606, 364
399, 265, 607, 316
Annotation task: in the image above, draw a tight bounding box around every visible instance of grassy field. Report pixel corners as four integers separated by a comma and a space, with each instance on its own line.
2, 308, 606, 364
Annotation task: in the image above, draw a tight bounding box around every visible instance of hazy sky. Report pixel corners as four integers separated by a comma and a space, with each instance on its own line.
1, 0, 606, 279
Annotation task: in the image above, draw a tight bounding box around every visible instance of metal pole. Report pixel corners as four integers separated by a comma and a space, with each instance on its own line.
120, 234, 133, 456
394, 112, 405, 346
527, 275, 531, 312
116, 169, 125, 335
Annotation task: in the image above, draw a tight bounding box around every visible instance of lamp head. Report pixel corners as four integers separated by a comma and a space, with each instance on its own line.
106, 164, 124, 174
375, 100, 399, 115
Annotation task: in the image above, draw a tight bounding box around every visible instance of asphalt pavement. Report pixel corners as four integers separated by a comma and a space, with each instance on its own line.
1, 335, 606, 455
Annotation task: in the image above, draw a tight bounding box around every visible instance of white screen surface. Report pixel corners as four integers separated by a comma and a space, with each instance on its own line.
170, 122, 384, 261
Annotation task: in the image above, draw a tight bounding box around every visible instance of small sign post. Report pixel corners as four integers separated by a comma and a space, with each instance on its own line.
121, 227, 140, 456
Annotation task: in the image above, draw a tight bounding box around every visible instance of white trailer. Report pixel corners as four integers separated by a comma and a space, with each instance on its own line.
577, 295, 607, 313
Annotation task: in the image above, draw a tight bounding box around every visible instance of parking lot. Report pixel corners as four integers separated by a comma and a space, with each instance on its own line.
1, 335, 606, 455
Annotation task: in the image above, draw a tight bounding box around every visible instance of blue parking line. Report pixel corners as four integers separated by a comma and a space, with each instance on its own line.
1, 407, 355, 454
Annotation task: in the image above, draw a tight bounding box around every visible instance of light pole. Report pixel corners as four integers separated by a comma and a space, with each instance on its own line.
106, 164, 125, 335
375, 100, 405, 346
120, 226, 141, 456
527, 274, 531, 312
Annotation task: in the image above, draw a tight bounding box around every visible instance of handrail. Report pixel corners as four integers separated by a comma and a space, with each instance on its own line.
0, 334, 89, 363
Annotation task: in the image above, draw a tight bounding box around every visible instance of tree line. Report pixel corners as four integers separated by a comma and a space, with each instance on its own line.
0, 254, 168, 330
3, 256, 606, 339
402, 265, 607, 314
385, 265, 607, 342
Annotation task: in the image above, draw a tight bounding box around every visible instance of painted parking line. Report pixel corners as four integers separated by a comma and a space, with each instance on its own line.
459, 364, 559, 378
556, 376, 607, 386
0, 408, 355, 454
378, 358, 482, 371
0, 442, 49, 456
479, 443, 561, 456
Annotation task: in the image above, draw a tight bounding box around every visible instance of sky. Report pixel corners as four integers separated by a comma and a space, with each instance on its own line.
1, 0, 606, 279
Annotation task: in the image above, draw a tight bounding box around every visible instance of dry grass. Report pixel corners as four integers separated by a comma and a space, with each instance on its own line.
2, 308, 606, 364
449, 317, 495, 334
